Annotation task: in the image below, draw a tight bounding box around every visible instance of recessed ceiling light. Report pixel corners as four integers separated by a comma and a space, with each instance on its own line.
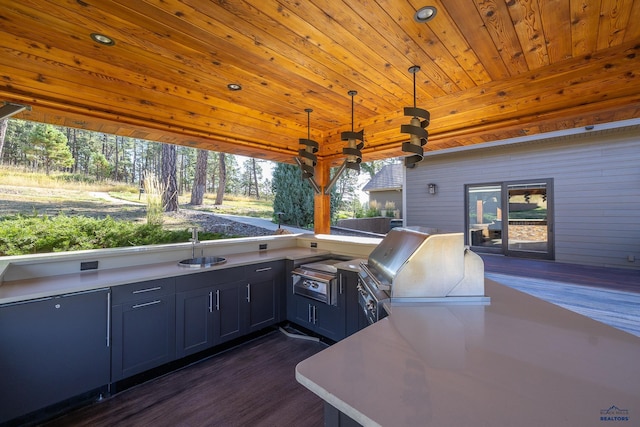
90, 33, 115, 46
414, 6, 437, 23
227, 83, 242, 91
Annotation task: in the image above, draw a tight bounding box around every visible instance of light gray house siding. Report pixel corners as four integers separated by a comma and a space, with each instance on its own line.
404, 124, 640, 269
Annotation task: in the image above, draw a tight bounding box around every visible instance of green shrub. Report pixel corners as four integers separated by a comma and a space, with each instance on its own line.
0, 213, 226, 256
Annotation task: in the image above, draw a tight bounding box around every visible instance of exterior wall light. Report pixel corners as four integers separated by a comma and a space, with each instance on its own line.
428, 183, 437, 194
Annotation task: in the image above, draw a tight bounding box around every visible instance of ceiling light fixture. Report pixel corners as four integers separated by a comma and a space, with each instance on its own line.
323, 91, 366, 195
341, 90, 364, 172
90, 33, 115, 46
401, 65, 430, 168
295, 108, 321, 193
414, 6, 437, 23
227, 83, 242, 91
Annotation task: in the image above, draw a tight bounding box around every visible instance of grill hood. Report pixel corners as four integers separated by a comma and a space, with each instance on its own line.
366, 227, 486, 299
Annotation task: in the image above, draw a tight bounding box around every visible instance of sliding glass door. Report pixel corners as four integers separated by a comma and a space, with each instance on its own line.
467, 184, 503, 253
466, 179, 553, 259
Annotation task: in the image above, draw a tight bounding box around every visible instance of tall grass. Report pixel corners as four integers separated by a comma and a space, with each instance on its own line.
142, 173, 165, 226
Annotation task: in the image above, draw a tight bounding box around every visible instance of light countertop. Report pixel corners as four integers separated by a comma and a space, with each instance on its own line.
296, 279, 640, 427
0, 247, 331, 305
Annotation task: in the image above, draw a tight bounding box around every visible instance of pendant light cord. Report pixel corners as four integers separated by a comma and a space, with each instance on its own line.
351, 93, 355, 132
408, 64, 420, 109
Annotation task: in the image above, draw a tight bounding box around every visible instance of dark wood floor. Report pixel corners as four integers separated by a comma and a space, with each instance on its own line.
480, 254, 640, 293
40, 330, 327, 427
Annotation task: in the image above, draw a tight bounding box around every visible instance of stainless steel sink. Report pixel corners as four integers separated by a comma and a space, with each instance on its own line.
178, 256, 226, 268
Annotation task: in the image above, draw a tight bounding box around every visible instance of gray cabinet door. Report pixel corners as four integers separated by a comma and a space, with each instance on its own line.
246, 261, 283, 332
313, 301, 346, 342
290, 294, 346, 341
0, 289, 110, 424
340, 270, 368, 336
176, 287, 215, 358
213, 280, 245, 344
111, 284, 176, 381
247, 277, 277, 332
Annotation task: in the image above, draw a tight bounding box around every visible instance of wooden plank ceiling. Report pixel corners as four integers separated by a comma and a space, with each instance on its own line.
1, 0, 639, 167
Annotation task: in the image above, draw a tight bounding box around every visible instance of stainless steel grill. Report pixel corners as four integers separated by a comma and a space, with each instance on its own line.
358, 227, 488, 323
291, 259, 343, 306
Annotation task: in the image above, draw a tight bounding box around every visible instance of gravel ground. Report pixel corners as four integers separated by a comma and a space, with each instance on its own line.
165, 210, 276, 237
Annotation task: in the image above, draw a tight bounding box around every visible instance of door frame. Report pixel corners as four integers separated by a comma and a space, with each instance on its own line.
465, 178, 554, 260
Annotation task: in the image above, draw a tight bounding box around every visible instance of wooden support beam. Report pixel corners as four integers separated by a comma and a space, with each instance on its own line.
313, 159, 331, 235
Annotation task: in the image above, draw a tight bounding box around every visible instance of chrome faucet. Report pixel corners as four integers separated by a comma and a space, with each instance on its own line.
190, 227, 199, 258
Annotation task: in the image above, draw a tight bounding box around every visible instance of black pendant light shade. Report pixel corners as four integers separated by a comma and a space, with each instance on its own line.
298, 108, 318, 179
341, 90, 364, 172
401, 66, 430, 168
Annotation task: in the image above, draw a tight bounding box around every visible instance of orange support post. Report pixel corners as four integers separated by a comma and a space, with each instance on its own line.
313, 159, 331, 234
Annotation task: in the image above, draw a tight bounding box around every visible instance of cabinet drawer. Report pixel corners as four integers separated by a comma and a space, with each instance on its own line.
175, 267, 246, 292
111, 277, 175, 304
246, 260, 284, 281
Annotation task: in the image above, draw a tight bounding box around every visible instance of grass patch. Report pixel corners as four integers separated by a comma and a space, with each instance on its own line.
0, 166, 136, 193
0, 213, 227, 256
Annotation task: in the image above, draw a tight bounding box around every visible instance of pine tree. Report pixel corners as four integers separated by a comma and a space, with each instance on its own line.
27, 124, 74, 174
190, 149, 208, 205
272, 163, 315, 228
161, 143, 179, 212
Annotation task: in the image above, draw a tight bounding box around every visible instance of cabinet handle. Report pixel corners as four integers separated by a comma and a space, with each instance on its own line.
246, 284, 251, 302
106, 291, 111, 348
215, 289, 220, 311
209, 291, 213, 313
132, 300, 161, 309
254, 267, 272, 273
132, 286, 161, 294
308, 304, 312, 323
313, 305, 317, 324
339, 274, 344, 294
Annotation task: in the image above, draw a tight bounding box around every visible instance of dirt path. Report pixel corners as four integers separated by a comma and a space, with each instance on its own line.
88, 192, 144, 205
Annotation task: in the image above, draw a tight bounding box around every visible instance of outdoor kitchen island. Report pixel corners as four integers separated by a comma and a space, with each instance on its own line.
296, 279, 640, 427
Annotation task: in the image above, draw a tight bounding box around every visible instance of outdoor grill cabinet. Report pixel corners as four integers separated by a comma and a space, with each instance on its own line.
285, 265, 364, 342
0, 288, 111, 425
110, 277, 177, 382
0, 258, 285, 424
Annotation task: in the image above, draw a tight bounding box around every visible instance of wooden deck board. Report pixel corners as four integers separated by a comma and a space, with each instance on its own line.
482, 254, 640, 337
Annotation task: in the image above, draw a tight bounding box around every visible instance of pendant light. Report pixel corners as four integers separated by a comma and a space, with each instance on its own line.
341, 90, 364, 172
298, 108, 318, 179
401, 65, 430, 168
295, 108, 321, 193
